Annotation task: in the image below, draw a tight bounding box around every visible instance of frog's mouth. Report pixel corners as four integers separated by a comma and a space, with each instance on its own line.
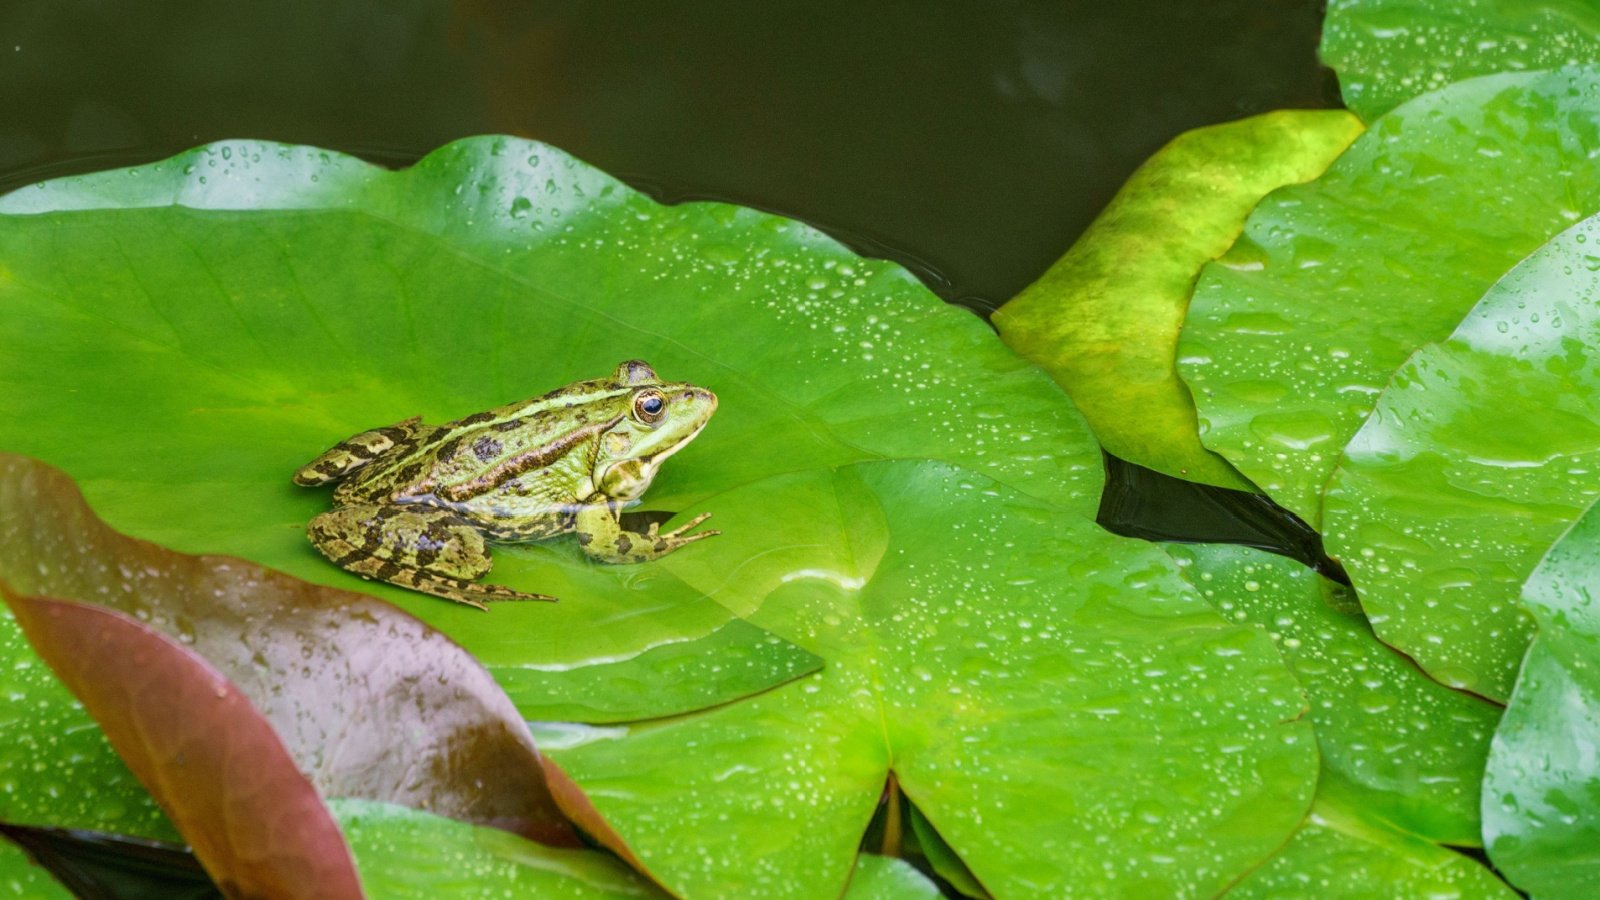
643, 418, 709, 468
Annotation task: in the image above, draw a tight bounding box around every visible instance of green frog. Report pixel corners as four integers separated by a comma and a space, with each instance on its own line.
293, 360, 718, 609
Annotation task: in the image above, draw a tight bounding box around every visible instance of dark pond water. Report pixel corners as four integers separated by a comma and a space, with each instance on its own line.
0, 1, 1336, 309
0, 2, 1338, 891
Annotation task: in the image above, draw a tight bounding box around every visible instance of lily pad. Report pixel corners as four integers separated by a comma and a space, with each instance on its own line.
1324, 213, 1600, 700
1483, 498, 1600, 896
843, 855, 941, 899
550, 461, 1316, 897
1322, 0, 1600, 121
2, 590, 363, 899
1167, 543, 1499, 845
994, 109, 1362, 490
0, 136, 1093, 721
0, 453, 609, 851
332, 799, 657, 898
1228, 794, 1515, 898
0, 839, 70, 899
1179, 66, 1600, 525
0, 604, 173, 841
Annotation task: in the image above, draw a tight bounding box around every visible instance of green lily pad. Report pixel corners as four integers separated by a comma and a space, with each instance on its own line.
1179, 66, 1600, 525
550, 461, 1315, 897
1484, 498, 1600, 896
995, 109, 1362, 491
0, 136, 1094, 722
906, 804, 987, 899
0, 838, 71, 899
843, 855, 941, 899
1324, 213, 1600, 700
1228, 793, 1516, 898
1322, 0, 1600, 121
1167, 543, 1499, 845
332, 799, 658, 898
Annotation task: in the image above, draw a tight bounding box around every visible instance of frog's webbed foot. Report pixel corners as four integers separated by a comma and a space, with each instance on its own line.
646, 511, 719, 545
307, 503, 556, 610
575, 506, 719, 564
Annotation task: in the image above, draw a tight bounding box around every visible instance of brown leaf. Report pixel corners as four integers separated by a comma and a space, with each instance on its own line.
0, 454, 650, 880
3, 592, 363, 899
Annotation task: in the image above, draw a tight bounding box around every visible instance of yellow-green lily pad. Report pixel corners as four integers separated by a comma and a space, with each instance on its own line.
995, 109, 1361, 490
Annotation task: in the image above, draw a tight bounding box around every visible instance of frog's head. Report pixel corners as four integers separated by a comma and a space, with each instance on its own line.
593, 360, 717, 501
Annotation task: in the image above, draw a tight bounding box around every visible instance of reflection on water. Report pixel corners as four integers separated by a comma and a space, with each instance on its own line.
0, 0, 1334, 309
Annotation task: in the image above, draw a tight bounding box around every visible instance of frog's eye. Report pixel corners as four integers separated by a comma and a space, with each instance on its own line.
634, 391, 666, 424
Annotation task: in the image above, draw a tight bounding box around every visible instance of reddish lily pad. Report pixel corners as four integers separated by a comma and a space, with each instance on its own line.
1, 591, 363, 899
0, 454, 651, 879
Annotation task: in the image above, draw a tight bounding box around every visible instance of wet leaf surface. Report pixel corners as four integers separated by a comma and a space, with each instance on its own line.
331, 799, 657, 898
0, 835, 73, 900
0, 136, 1090, 722
548, 461, 1315, 897
1168, 544, 1500, 845
1484, 498, 1600, 896
1, 592, 362, 899
1180, 67, 1600, 525
1322, 0, 1600, 121
1325, 214, 1600, 700
995, 109, 1361, 490
1227, 794, 1515, 898
0, 455, 653, 881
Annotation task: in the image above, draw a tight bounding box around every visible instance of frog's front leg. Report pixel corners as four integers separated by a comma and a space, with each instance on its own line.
573, 503, 719, 564
307, 503, 555, 609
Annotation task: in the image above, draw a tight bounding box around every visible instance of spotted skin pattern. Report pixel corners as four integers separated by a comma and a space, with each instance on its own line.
293, 361, 719, 609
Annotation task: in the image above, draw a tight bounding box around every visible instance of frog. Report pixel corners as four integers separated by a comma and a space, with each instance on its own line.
292, 360, 719, 609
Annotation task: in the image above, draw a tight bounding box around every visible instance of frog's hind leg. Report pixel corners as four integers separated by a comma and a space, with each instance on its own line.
307, 503, 556, 610
293, 416, 425, 487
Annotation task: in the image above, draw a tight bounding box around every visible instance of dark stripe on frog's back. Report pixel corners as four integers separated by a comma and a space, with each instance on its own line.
429, 413, 623, 504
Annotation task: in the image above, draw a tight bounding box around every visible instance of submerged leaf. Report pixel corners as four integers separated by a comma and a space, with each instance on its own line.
1484, 498, 1600, 896
1325, 213, 1600, 699
1322, 0, 1600, 121
1, 592, 363, 899
995, 109, 1361, 490
551, 461, 1315, 897
1180, 67, 1600, 525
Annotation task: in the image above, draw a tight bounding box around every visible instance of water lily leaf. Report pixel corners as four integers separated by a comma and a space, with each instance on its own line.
550, 461, 1316, 897
0, 455, 647, 866
0, 605, 174, 841
0, 136, 1093, 721
1324, 214, 1600, 700
1484, 498, 1600, 896
995, 109, 1362, 490
1322, 0, 1600, 121
1167, 543, 1499, 845
1179, 66, 1600, 525
0, 838, 71, 899
843, 854, 941, 899
1227, 793, 1516, 898
906, 805, 987, 899
1, 591, 364, 899
331, 799, 658, 898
